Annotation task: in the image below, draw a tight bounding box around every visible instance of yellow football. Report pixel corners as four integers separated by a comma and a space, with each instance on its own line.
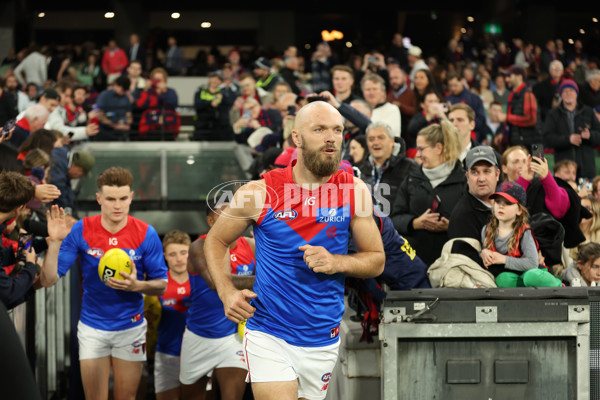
98, 248, 132, 283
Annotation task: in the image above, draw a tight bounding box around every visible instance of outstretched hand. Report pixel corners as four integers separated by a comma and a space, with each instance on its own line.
46, 205, 71, 242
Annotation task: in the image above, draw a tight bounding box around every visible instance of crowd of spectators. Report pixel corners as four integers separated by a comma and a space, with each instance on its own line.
3, 26, 600, 398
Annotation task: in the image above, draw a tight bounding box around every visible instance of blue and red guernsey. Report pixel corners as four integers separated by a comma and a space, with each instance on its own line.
57, 215, 168, 331
246, 162, 355, 347
157, 270, 191, 356
186, 235, 255, 338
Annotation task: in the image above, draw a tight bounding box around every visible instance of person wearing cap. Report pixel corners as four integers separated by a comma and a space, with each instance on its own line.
50, 147, 95, 218
193, 70, 235, 141
494, 65, 540, 152
542, 78, 600, 180
480, 181, 562, 287
532, 60, 565, 123
407, 45, 428, 90
448, 145, 501, 267
252, 56, 284, 93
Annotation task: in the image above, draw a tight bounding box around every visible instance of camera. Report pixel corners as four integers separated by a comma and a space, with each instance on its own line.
12, 233, 33, 276
287, 105, 296, 116
368, 56, 378, 64
2, 119, 15, 134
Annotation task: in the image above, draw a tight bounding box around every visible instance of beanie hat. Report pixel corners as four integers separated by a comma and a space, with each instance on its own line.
558, 79, 579, 96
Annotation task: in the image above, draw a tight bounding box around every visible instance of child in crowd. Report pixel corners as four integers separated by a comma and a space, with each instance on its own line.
480, 181, 562, 287
563, 241, 600, 287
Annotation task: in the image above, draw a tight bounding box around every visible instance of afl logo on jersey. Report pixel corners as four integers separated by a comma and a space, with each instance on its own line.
86, 248, 104, 258
274, 209, 297, 221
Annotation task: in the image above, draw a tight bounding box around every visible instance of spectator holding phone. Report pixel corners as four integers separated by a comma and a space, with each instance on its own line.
391, 120, 466, 266
542, 79, 600, 180
501, 145, 586, 251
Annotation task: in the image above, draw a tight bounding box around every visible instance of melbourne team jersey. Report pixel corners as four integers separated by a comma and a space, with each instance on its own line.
57, 215, 168, 331
246, 163, 355, 347
157, 270, 191, 356
186, 235, 255, 338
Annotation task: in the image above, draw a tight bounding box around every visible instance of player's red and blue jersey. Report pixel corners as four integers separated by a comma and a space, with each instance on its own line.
246, 162, 355, 347
186, 235, 255, 338
57, 215, 168, 331
156, 270, 191, 356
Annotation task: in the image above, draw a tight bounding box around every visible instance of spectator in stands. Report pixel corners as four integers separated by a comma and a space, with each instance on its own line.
361, 74, 401, 138
492, 73, 510, 108
0, 74, 20, 124
193, 71, 235, 141
473, 74, 494, 112
406, 90, 447, 146
126, 60, 147, 92
391, 119, 466, 266
50, 148, 94, 219
252, 57, 284, 93
486, 100, 504, 143
348, 134, 367, 167
0, 170, 39, 309
387, 33, 409, 70
101, 39, 129, 85
387, 67, 417, 142
66, 85, 91, 127
46, 80, 99, 142
553, 159, 578, 186
271, 81, 292, 105
563, 241, 600, 287
13, 45, 47, 90
232, 97, 282, 146
278, 56, 301, 95
310, 41, 337, 93
448, 145, 500, 267
94, 75, 132, 141
331, 65, 362, 105
80, 52, 105, 93
358, 121, 418, 214
448, 103, 485, 165
542, 79, 600, 180
16, 128, 58, 166
494, 65, 539, 152
220, 63, 240, 96
445, 71, 488, 143
355, 52, 389, 90
579, 69, 600, 110
8, 104, 49, 149
165, 36, 184, 76
226, 49, 247, 82
127, 33, 147, 71
533, 60, 564, 123
412, 68, 438, 113
135, 67, 179, 139
502, 145, 585, 252
229, 73, 273, 127
407, 46, 429, 89
539, 39, 559, 75
17, 83, 38, 114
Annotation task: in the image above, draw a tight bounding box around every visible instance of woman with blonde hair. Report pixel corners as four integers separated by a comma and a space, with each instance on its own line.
391, 119, 467, 265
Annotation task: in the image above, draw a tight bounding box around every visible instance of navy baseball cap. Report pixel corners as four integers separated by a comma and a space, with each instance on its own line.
490, 181, 526, 206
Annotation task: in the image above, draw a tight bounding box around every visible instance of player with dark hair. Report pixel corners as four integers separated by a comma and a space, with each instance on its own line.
40, 166, 167, 400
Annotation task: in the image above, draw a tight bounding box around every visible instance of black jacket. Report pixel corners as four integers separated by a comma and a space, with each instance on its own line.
542, 102, 600, 179
448, 190, 492, 268
358, 149, 419, 215
578, 82, 600, 110
391, 161, 467, 266
526, 176, 586, 249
